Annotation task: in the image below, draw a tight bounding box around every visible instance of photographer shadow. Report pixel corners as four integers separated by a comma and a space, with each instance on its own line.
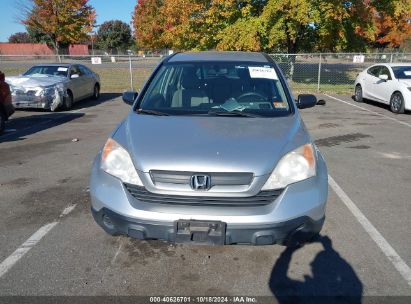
269, 235, 363, 304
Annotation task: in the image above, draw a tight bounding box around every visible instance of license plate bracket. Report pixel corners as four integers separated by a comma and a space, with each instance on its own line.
174, 220, 226, 245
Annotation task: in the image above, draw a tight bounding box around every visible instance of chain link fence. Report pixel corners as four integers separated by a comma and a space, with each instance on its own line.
0, 55, 161, 94
1, 53, 410, 95
271, 53, 411, 94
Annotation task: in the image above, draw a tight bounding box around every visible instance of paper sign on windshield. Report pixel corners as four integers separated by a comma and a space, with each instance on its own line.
58, 67, 68, 72
404, 71, 411, 76
248, 67, 278, 80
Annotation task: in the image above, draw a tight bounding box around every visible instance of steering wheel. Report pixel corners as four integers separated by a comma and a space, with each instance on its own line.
236, 92, 267, 103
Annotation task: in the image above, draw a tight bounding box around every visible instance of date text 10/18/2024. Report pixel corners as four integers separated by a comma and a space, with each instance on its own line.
149, 296, 257, 303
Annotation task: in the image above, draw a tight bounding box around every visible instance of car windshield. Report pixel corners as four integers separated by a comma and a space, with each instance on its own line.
23, 66, 69, 78
392, 66, 411, 79
138, 62, 291, 117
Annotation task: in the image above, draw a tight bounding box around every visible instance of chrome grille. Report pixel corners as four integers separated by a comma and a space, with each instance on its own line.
150, 170, 253, 186
13, 88, 40, 102
124, 183, 283, 207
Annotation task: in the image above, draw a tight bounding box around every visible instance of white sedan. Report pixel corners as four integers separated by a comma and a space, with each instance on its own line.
354, 63, 411, 114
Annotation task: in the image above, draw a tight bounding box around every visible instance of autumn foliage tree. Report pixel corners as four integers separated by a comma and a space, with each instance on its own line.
369, 0, 411, 48
132, 0, 411, 52
21, 0, 96, 54
132, 0, 165, 50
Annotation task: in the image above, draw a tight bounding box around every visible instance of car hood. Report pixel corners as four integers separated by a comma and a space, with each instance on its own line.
121, 113, 311, 176
6, 75, 66, 88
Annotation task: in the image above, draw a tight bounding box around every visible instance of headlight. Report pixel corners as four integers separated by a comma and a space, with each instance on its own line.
100, 138, 143, 186
40, 84, 64, 96
262, 144, 316, 190
40, 87, 56, 97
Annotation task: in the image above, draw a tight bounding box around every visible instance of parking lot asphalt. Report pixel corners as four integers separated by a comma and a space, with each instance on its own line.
0, 93, 410, 299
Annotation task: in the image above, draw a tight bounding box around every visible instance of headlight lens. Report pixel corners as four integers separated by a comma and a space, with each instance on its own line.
100, 138, 143, 186
262, 144, 316, 190
40, 86, 56, 97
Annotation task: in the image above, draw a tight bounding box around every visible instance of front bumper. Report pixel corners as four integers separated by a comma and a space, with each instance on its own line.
90, 150, 328, 245
12, 91, 65, 110
92, 207, 324, 245
402, 89, 411, 111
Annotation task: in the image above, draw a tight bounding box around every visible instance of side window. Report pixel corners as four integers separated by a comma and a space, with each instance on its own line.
79, 66, 88, 75
379, 67, 392, 80
367, 66, 381, 77
70, 66, 80, 77
77, 66, 85, 76
151, 68, 170, 96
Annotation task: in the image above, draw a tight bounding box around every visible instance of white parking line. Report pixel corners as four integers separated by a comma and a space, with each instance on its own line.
59, 204, 77, 218
328, 175, 411, 287
0, 222, 58, 278
324, 94, 411, 129
0, 204, 77, 279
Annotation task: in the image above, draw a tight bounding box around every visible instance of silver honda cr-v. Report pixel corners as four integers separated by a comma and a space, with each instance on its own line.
90, 51, 328, 245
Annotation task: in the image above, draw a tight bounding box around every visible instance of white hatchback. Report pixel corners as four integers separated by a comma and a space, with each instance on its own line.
354, 63, 411, 113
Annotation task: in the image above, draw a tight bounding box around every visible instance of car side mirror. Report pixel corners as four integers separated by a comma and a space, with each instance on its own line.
379, 74, 389, 81
296, 94, 317, 109
122, 91, 138, 105
70, 74, 80, 79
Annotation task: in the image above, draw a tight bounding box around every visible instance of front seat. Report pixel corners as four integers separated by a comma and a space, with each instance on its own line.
172, 68, 209, 108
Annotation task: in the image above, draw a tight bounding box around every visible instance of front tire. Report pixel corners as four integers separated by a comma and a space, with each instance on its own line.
390, 92, 405, 114
354, 85, 363, 102
63, 91, 73, 111
92, 84, 100, 100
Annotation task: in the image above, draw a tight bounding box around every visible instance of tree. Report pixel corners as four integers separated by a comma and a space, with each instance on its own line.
216, 17, 265, 51
27, 25, 53, 45
310, 0, 374, 52
8, 32, 32, 43
96, 20, 133, 54
259, 0, 314, 53
132, 0, 165, 50
132, 0, 411, 52
368, 0, 411, 49
195, 0, 262, 50
157, 0, 204, 50
21, 0, 96, 55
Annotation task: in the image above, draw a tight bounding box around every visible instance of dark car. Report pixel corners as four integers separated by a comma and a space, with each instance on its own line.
0, 70, 14, 134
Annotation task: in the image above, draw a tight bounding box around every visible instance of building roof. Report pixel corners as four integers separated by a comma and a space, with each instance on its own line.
168, 51, 269, 63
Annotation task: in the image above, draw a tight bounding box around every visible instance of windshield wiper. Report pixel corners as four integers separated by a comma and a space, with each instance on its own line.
207, 109, 262, 118
137, 109, 169, 116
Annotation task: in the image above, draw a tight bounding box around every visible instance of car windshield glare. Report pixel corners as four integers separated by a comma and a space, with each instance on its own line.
24, 66, 69, 78
392, 66, 411, 79
138, 62, 291, 117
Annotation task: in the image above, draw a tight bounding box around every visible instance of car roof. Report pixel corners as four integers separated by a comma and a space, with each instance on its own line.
168, 51, 270, 63
31, 63, 72, 67
371, 63, 411, 68
386, 63, 411, 67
